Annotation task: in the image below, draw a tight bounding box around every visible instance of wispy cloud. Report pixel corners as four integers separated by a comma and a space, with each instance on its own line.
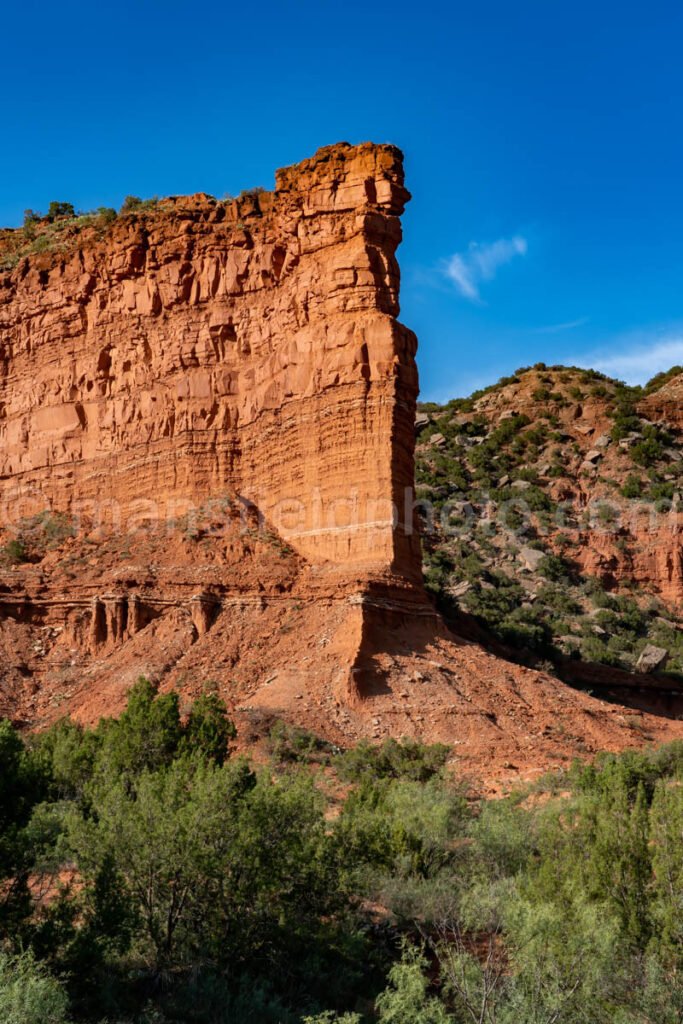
567, 334, 683, 384
532, 316, 588, 335
443, 236, 528, 302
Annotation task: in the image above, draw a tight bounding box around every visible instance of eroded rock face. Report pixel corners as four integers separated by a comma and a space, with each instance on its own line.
2, 145, 683, 786
0, 142, 419, 577
640, 374, 683, 430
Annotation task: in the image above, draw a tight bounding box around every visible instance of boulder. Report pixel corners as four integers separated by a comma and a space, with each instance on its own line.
519, 546, 546, 571
636, 645, 669, 674
449, 579, 471, 598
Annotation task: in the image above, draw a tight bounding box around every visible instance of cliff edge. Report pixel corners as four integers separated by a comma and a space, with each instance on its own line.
0, 142, 419, 577
1, 144, 682, 787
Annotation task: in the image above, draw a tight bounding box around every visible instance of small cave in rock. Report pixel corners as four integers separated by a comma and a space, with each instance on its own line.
97, 346, 113, 377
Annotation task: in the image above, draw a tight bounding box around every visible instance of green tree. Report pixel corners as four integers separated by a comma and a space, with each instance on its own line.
95, 676, 182, 781
180, 689, 236, 764
499, 897, 621, 1024
649, 779, 683, 956
0, 721, 48, 935
67, 757, 332, 974
46, 202, 75, 221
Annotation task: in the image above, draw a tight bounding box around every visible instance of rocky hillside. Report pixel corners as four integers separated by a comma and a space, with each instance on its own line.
416, 363, 683, 680
3, 147, 683, 787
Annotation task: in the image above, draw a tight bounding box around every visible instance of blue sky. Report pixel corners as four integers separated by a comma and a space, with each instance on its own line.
3, 0, 683, 402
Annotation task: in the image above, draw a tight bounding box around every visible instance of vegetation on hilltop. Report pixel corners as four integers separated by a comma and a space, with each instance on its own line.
0, 187, 268, 271
421, 361, 679, 411
416, 364, 683, 677
2, 680, 683, 1020
0, 205, 118, 271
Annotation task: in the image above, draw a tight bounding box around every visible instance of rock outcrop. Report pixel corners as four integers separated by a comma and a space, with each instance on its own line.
1, 145, 682, 787
0, 143, 419, 577
640, 372, 683, 428
416, 364, 683, 682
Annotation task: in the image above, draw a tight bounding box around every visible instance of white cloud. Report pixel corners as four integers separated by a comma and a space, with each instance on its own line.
532, 316, 588, 335
568, 335, 683, 384
444, 236, 528, 301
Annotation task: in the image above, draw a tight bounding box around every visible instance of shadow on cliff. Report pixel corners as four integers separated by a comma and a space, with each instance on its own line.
347, 587, 470, 702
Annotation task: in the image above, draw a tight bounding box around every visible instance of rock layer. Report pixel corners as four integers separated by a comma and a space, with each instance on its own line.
0, 143, 419, 577
1, 146, 683, 786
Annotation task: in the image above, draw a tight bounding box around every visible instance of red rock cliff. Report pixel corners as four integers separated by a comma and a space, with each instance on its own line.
2, 144, 682, 785
0, 142, 419, 578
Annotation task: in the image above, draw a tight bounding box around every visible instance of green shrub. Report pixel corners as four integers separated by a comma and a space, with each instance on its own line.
2, 538, 28, 564
537, 553, 571, 581
0, 951, 70, 1024
119, 194, 158, 214
644, 365, 683, 394
94, 206, 117, 225
622, 474, 643, 499
632, 436, 664, 467
46, 201, 75, 222
336, 738, 450, 784
268, 720, 335, 764
181, 689, 236, 764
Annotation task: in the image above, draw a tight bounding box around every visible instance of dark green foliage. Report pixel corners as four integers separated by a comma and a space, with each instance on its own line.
537, 552, 572, 581
461, 572, 555, 652
120, 194, 159, 213
0, 721, 49, 936
622, 473, 644, 498
1, 537, 28, 563
95, 206, 117, 224
645, 365, 683, 393
5, 691, 683, 1021
632, 432, 664, 466
0, 721, 47, 833
68, 757, 333, 973
181, 689, 236, 764
46, 201, 75, 221
95, 675, 183, 778
610, 398, 642, 441
35, 718, 100, 803
336, 738, 450, 783
268, 720, 337, 764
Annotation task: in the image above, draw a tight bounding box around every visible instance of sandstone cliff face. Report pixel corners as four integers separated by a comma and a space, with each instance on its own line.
0, 143, 419, 577
1, 147, 682, 788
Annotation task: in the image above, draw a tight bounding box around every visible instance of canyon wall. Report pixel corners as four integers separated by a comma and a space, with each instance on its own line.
3, 143, 681, 783
0, 143, 420, 577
